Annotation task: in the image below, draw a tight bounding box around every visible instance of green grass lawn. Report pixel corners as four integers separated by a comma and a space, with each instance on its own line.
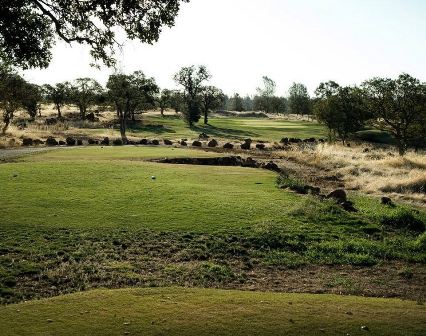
1, 287, 424, 336
86, 116, 327, 142
0, 147, 424, 304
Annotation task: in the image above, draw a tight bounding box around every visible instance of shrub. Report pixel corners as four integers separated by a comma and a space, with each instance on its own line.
381, 209, 425, 233
415, 232, 426, 251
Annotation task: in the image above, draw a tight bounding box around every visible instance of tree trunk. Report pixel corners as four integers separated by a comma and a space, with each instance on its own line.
204, 109, 208, 124
160, 107, 164, 117
56, 105, 61, 119
2, 110, 13, 134
120, 115, 127, 144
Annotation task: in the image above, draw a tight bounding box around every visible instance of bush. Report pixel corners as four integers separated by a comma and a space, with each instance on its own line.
381, 209, 425, 233
415, 232, 426, 251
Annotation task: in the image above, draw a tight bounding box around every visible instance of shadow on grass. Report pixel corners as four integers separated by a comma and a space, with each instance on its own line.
128, 123, 177, 135
192, 124, 259, 139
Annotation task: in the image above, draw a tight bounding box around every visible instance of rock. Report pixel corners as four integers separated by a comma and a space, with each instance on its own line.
363, 148, 370, 153
360, 326, 369, 331
45, 118, 57, 125
151, 140, 160, 145
88, 138, 97, 145
327, 189, 347, 202
280, 137, 289, 144
340, 200, 358, 212
59, 140, 66, 145
34, 139, 44, 145
139, 139, 148, 145
164, 139, 173, 145
100, 137, 109, 146
289, 138, 302, 143
199, 132, 209, 139
180, 141, 187, 146
256, 143, 266, 150
223, 143, 234, 149
113, 139, 123, 146
262, 161, 280, 172
45, 137, 58, 146
240, 142, 251, 150
192, 140, 202, 147
243, 157, 258, 168
127, 140, 136, 145
22, 138, 33, 146
304, 137, 316, 143
65, 137, 76, 146
77, 139, 83, 146
381, 196, 393, 205
305, 185, 321, 195
347, 143, 351, 147
86, 112, 96, 122
208, 139, 218, 147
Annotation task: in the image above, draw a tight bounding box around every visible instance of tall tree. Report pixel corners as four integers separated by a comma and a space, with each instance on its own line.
314, 81, 367, 144
0, 0, 189, 69
256, 76, 276, 113
21, 82, 42, 120
200, 86, 224, 124
157, 89, 172, 116
173, 65, 211, 126
43, 82, 70, 118
288, 82, 311, 116
169, 90, 185, 113
107, 71, 158, 143
362, 74, 426, 156
69, 78, 103, 120
0, 63, 26, 134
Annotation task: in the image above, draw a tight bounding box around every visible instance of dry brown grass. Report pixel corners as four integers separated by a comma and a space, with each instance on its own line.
279, 143, 426, 205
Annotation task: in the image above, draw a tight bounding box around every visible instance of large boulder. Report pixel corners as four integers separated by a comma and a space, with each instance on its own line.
180, 141, 187, 146
164, 139, 173, 145
192, 140, 202, 147
86, 112, 97, 122
101, 137, 110, 146
223, 143, 234, 149
33, 139, 44, 146
381, 196, 393, 205
280, 137, 289, 144
66, 137, 76, 146
46, 137, 58, 146
22, 138, 33, 146
45, 118, 57, 125
151, 140, 160, 145
88, 138, 97, 145
256, 143, 266, 150
327, 189, 347, 202
113, 139, 123, 146
139, 139, 148, 145
240, 142, 251, 150
262, 161, 280, 172
77, 139, 83, 146
58, 140, 66, 146
208, 139, 218, 147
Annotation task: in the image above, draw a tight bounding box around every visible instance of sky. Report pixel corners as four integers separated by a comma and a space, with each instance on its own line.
23, 0, 426, 96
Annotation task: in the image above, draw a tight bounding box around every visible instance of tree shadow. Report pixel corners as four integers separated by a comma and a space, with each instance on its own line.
129, 123, 176, 135
191, 124, 259, 139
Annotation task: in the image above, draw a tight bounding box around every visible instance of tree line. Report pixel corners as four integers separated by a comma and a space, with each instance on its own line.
1, 62, 425, 155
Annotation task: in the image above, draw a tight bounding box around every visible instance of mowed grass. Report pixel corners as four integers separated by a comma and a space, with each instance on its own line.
1, 287, 425, 336
81, 115, 327, 142
1, 147, 300, 231
0, 147, 425, 304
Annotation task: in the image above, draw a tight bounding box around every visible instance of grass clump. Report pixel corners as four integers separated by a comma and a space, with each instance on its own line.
276, 174, 307, 194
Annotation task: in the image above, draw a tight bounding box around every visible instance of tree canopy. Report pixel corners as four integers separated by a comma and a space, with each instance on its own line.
0, 0, 188, 69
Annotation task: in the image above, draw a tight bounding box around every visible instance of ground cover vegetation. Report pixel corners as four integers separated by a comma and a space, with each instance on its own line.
0, 147, 425, 305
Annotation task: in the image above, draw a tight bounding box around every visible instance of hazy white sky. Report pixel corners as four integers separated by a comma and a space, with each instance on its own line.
24, 0, 426, 96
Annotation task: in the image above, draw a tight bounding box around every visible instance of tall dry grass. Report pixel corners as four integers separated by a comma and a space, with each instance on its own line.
280, 143, 426, 205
